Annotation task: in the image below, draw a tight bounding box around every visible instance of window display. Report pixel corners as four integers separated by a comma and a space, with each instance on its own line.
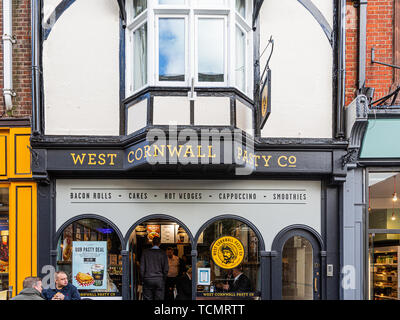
0, 188, 9, 294
196, 219, 260, 300
57, 219, 122, 298
368, 172, 400, 300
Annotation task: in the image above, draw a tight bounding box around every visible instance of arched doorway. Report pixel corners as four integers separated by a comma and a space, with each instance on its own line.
54, 216, 124, 299
125, 215, 193, 300
271, 225, 324, 300
194, 216, 263, 300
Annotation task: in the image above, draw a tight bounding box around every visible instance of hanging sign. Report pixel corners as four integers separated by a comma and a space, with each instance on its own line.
259, 68, 271, 130
211, 236, 245, 269
72, 241, 107, 290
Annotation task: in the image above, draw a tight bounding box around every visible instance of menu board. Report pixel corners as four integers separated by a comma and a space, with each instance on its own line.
147, 225, 161, 242
161, 225, 175, 243
72, 241, 107, 290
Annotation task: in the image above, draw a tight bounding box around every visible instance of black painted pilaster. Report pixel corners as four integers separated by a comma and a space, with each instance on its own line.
121, 249, 129, 300
260, 251, 270, 300
270, 250, 279, 299
191, 249, 197, 301
37, 182, 53, 277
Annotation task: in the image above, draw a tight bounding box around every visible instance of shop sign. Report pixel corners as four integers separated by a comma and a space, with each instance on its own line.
72, 241, 107, 290
47, 146, 332, 174
198, 292, 259, 298
211, 236, 244, 269
259, 68, 271, 130
68, 188, 309, 205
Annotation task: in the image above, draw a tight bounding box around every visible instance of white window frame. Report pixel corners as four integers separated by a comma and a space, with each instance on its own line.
126, 1, 149, 95
125, 0, 253, 97
235, 23, 247, 93
194, 15, 228, 87
155, 14, 190, 87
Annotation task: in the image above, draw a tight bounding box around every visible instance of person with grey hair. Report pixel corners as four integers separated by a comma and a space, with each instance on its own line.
11, 277, 44, 300
42, 271, 81, 300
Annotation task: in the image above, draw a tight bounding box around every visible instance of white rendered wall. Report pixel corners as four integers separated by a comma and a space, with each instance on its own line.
127, 99, 148, 135
43, 0, 120, 136
56, 179, 321, 252
259, 0, 333, 138
194, 97, 231, 126
153, 97, 191, 125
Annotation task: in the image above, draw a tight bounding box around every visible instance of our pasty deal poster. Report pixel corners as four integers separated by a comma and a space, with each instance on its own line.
72, 241, 107, 290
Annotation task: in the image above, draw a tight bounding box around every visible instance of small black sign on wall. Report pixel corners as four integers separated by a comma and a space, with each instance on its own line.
259, 68, 271, 131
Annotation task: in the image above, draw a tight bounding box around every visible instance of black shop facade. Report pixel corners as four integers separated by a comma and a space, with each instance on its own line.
31, 133, 346, 300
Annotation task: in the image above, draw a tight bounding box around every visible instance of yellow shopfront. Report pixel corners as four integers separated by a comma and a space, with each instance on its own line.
0, 126, 37, 298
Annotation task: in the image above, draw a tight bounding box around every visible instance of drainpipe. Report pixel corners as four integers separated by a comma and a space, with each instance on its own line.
336, 0, 346, 139
2, 0, 16, 112
358, 0, 367, 90
31, 0, 41, 134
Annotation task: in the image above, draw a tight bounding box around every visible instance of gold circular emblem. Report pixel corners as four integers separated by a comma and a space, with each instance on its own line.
211, 236, 245, 269
262, 95, 268, 117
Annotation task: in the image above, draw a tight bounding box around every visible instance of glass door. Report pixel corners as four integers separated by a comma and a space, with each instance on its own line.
282, 235, 320, 300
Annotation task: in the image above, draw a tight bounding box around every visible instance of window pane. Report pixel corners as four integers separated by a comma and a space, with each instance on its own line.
369, 172, 400, 229
195, 0, 227, 6
133, 0, 147, 18
196, 219, 261, 299
0, 188, 9, 294
198, 18, 224, 83
369, 234, 400, 300
235, 26, 246, 92
133, 23, 147, 91
282, 236, 313, 300
55, 218, 122, 297
236, 0, 246, 18
159, 0, 185, 4
159, 18, 185, 82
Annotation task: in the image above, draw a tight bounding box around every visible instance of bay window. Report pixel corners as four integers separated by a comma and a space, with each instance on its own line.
125, 0, 253, 96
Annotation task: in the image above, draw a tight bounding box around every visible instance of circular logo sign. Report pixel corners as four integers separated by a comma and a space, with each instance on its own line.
262, 94, 268, 117
211, 236, 245, 269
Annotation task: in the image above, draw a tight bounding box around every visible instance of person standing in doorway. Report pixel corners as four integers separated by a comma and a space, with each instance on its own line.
140, 237, 169, 300
165, 247, 181, 300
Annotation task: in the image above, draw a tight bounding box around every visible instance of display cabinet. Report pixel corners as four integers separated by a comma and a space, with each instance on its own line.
373, 246, 399, 300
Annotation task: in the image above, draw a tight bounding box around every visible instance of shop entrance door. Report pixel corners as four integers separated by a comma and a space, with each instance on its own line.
281, 234, 321, 300
128, 218, 192, 300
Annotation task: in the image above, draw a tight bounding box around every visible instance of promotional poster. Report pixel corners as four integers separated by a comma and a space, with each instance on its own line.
72, 241, 108, 290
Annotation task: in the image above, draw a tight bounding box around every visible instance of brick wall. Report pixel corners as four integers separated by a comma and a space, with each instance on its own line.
345, 1, 359, 106
346, 0, 395, 106
0, 0, 32, 118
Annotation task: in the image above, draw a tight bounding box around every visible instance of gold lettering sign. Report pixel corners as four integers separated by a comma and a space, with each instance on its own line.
262, 88, 268, 118
70, 153, 117, 166
211, 236, 244, 269
236, 147, 297, 168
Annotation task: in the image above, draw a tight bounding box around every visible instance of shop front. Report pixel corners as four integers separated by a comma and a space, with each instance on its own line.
0, 121, 37, 298
358, 118, 400, 300
32, 137, 346, 300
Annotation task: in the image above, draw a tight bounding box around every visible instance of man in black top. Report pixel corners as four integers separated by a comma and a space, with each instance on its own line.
140, 237, 169, 300
222, 266, 252, 292
176, 267, 192, 300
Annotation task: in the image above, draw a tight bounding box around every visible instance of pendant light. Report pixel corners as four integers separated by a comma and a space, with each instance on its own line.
393, 176, 398, 202
368, 187, 372, 212
392, 200, 396, 221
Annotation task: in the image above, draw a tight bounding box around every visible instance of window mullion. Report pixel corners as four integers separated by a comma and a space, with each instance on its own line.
148, 1, 156, 86
189, 7, 195, 86
228, 3, 235, 87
